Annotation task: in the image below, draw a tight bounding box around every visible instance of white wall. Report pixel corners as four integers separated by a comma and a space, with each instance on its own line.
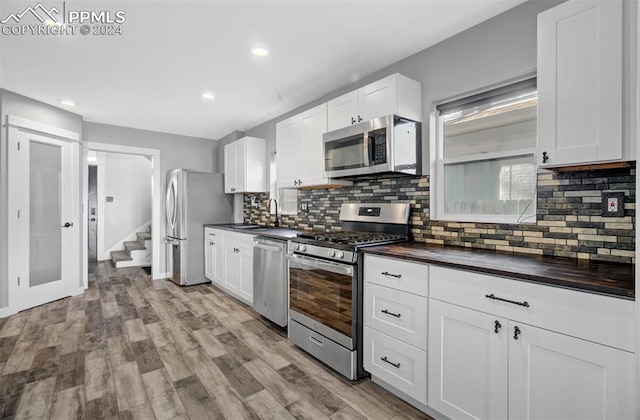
97, 152, 152, 260
83, 122, 218, 275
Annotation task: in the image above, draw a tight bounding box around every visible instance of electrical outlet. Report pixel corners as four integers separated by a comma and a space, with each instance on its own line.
602, 191, 625, 217
250, 196, 259, 208
301, 202, 309, 212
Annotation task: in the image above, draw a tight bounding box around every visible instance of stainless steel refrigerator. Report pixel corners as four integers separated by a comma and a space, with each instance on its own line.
165, 169, 232, 286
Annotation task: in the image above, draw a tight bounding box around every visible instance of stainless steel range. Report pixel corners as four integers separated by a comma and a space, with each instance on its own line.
287, 202, 411, 380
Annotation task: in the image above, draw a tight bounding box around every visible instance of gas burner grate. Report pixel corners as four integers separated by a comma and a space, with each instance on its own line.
297, 231, 403, 246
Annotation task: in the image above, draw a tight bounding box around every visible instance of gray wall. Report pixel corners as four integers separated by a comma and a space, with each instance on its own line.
232, 1, 564, 182
0, 89, 84, 310
83, 121, 219, 275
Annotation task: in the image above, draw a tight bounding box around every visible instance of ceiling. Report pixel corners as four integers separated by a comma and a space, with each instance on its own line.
0, 0, 528, 140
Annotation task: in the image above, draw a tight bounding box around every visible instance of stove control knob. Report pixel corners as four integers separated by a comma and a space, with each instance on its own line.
293, 243, 300, 251
328, 249, 336, 258
300, 245, 307, 252
337, 251, 344, 259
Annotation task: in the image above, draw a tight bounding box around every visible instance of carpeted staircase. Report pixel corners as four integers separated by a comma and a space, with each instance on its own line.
110, 229, 152, 268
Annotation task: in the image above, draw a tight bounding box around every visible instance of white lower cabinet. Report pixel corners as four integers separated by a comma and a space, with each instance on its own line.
203, 228, 253, 306
363, 255, 428, 407
204, 228, 223, 286
428, 300, 508, 420
509, 323, 636, 420
428, 265, 636, 420
223, 232, 253, 305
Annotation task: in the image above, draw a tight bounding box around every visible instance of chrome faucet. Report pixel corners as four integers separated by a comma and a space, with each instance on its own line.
269, 198, 280, 227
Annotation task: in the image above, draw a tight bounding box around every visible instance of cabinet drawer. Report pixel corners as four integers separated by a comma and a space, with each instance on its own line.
364, 255, 428, 297
363, 327, 427, 405
430, 266, 635, 352
364, 283, 427, 350
204, 227, 221, 241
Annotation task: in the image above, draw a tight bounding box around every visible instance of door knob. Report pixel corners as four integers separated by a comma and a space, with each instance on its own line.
90, 218, 96, 222
62, 222, 73, 228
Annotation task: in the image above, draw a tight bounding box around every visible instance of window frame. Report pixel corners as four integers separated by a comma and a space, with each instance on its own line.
429, 78, 538, 225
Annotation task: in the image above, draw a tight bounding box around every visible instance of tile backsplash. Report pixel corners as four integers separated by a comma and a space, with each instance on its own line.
243, 164, 635, 264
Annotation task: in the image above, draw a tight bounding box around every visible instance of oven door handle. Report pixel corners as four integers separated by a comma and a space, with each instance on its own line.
287, 253, 353, 276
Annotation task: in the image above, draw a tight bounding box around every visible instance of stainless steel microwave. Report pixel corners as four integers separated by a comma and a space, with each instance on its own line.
323, 115, 421, 178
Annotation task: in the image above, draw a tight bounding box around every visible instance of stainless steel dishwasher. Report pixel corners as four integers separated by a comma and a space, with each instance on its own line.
252, 236, 288, 327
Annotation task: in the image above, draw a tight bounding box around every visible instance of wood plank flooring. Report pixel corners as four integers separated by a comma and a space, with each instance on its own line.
0, 262, 431, 420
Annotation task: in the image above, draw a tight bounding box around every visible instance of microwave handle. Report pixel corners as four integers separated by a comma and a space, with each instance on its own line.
363, 132, 371, 167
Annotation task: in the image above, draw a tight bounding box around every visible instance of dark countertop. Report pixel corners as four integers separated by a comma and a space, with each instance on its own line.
203, 224, 303, 241
362, 242, 635, 300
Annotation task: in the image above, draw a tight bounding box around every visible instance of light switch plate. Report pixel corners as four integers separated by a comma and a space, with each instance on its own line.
602, 191, 624, 217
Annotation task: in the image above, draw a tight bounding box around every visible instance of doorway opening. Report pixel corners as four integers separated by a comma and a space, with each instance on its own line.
82, 143, 162, 288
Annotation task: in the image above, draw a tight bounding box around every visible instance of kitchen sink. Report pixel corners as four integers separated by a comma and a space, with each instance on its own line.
231, 225, 261, 230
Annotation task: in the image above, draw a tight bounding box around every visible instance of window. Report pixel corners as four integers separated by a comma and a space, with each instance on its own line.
269, 149, 297, 215
431, 78, 537, 223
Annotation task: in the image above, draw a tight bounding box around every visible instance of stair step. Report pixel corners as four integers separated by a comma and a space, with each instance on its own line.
136, 232, 152, 242
111, 250, 132, 263
124, 241, 146, 253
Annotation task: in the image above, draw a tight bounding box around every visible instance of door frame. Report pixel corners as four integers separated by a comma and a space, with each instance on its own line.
6, 115, 82, 316
82, 142, 162, 287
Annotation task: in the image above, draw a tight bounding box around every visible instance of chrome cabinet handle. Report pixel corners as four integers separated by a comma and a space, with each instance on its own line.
542, 151, 549, 164
380, 356, 400, 369
62, 222, 73, 228
485, 293, 529, 308
381, 309, 401, 318
381, 271, 401, 279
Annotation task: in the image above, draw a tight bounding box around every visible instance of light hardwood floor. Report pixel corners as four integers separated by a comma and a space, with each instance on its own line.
0, 262, 431, 419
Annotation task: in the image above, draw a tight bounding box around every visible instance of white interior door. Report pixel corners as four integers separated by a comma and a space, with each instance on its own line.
8, 124, 80, 312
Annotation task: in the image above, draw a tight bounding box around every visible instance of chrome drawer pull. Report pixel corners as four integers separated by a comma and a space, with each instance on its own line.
381, 271, 402, 279
485, 293, 530, 308
380, 356, 400, 369
381, 309, 401, 318
308, 336, 324, 347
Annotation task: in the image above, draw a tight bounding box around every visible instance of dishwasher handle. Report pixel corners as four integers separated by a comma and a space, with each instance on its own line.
253, 240, 285, 253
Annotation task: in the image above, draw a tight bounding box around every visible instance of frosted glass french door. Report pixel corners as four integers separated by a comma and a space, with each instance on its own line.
8, 128, 78, 312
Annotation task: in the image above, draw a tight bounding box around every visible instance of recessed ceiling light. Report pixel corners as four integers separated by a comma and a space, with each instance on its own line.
201, 92, 216, 100
251, 47, 269, 57
60, 100, 76, 107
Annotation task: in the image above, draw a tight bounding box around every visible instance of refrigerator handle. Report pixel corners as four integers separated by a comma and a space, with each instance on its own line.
166, 178, 177, 232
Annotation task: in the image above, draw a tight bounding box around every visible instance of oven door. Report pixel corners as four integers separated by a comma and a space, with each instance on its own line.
288, 253, 355, 349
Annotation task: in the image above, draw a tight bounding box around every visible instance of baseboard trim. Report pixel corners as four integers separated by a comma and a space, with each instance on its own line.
156, 272, 170, 280
0, 306, 17, 319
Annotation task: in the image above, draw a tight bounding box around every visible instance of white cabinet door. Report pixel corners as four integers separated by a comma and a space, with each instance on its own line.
234, 138, 247, 193
224, 240, 240, 294
213, 234, 225, 286
358, 74, 397, 123
224, 137, 267, 193
428, 300, 508, 420
237, 242, 253, 304
223, 234, 253, 305
537, 0, 622, 166
298, 103, 328, 186
327, 90, 358, 131
508, 322, 636, 420
204, 238, 214, 281
223, 142, 237, 193
275, 116, 299, 189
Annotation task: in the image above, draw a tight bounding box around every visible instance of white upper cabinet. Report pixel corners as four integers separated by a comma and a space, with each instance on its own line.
224, 136, 267, 193
276, 103, 351, 189
537, 0, 626, 167
327, 73, 422, 131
